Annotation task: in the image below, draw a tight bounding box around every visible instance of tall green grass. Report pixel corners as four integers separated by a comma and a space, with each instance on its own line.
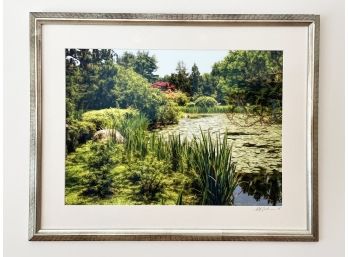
117, 114, 149, 158
190, 130, 238, 205
167, 135, 188, 172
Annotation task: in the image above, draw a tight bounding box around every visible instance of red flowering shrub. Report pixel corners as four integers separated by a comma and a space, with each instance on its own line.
151, 81, 176, 93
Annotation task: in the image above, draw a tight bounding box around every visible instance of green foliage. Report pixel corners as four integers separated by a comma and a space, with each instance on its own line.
179, 105, 232, 114
66, 108, 137, 153
80, 141, 120, 198
200, 73, 217, 97
118, 114, 150, 158
167, 134, 188, 172
82, 108, 137, 130
167, 61, 191, 95
189, 131, 238, 205
165, 91, 189, 106
194, 96, 218, 108
212, 50, 283, 107
189, 63, 202, 96
176, 190, 184, 205
114, 65, 177, 125
156, 101, 180, 125
116, 51, 159, 82
66, 120, 97, 153
65, 125, 240, 205
66, 49, 116, 114
127, 155, 169, 203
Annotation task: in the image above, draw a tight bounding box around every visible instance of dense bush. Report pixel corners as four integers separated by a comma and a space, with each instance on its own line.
82, 108, 137, 130
66, 120, 97, 153
114, 65, 178, 125
80, 142, 120, 198
66, 108, 137, 153
156, 101, 180, 125
127, 155, 169, 203
165, 91, 189, 106
194, 96, 218, 108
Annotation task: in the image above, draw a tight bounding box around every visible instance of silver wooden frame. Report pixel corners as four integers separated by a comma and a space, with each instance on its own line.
29, 12, 319, 241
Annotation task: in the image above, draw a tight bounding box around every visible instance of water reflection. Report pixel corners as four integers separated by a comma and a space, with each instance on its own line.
233, 171, 282, 206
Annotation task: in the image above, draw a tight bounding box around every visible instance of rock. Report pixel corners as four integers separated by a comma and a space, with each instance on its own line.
93, 129, 124, 143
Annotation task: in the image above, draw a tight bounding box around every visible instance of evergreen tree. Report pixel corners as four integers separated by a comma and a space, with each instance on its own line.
189, 63, 201, 96
169, 61, 191, 95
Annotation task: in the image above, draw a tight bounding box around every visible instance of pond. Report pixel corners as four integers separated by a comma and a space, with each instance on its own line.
154, 113, 282, 206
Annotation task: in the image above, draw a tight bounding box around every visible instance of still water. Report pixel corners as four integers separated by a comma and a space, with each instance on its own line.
155, 113, 282, 206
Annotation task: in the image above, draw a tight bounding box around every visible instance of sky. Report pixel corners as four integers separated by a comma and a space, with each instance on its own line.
113, 49, 229, 77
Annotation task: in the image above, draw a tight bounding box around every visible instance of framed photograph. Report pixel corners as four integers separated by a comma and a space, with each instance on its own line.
29, 13, 319, 241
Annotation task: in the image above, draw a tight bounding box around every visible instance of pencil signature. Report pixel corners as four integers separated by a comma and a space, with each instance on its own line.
255, 206, 281, 212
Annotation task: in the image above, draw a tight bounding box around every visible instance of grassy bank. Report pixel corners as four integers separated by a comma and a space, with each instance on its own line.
65, 114, 238, 205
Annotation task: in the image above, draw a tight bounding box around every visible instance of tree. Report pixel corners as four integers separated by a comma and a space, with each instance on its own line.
65, 49, 117, 113
116, 51, 136, 68
133, 51, 159, 82
211, 50, 283, 107
189, 63, 201, 96
113, 65, 178, 124
168, 61, 191, 95
116, 51, 159, 82
200, 73, 217, 97
65, 50, 82, 120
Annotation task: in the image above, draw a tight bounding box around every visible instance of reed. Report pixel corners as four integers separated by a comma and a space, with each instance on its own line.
189, 130, 238, 205
118, 114, 149, 158
167, 134, 188, 172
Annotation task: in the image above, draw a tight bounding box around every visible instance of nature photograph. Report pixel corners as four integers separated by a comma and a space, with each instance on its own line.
65, 48, 283, 206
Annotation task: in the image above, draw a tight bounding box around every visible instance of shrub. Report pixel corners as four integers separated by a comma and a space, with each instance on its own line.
194, 96, 218, 108
165, 91, 189, 106
156, 101, 180, 125
66, 108, 137, 153
114, 66, 181, 125
66, 120, 97, 153
80, 142, 119, 198
82, 108, 137, 130
127, 155, 169, 203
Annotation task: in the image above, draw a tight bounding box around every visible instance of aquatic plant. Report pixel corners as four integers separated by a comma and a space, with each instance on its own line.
190, 130, 238, 205
167, 134, 186, 172
117, 114, 150, 158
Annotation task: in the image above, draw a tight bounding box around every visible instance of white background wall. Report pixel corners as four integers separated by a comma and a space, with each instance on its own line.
3, 0, 345, 256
